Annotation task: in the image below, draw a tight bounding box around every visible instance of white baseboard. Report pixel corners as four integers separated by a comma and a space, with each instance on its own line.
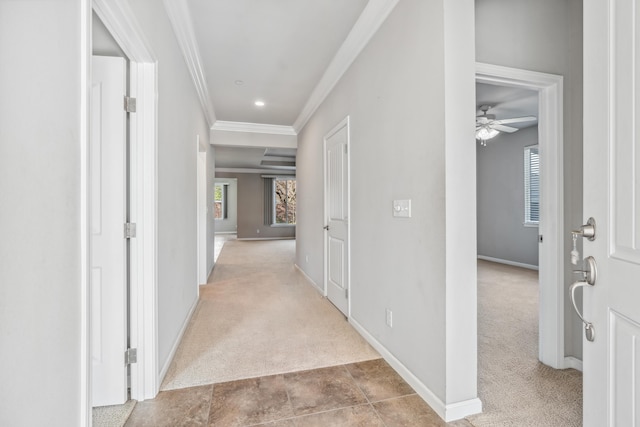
477, 255, 539, 271
158, 296, 199, 385
564, 356, 583, 372
237, 237, 295, 241
294, 263, 324, 295
349, 318, 482, 422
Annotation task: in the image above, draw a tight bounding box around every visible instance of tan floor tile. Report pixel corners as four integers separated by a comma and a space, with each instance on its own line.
293, 404, 385, 427
208, 375, 293, 426
252, 419, 297, 427
124, 385, 212, 427
373, 394, 447, 427
284, 365, 368, 416
346, 358, 415, 402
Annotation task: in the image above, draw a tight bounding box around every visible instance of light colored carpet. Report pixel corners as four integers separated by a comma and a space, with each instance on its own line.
467, 260, 582, 427
161, 239, 379, 391
92, 400, 136, 427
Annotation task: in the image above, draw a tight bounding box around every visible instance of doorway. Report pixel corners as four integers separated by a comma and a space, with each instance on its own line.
476, 62, 566, 369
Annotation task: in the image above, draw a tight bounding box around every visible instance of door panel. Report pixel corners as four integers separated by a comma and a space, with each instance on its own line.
325, 119, 349, 316
91, 55, 128, 407
583, 1, 640, 425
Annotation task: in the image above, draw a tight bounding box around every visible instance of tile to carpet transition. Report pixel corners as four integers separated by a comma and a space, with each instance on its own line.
208, 375, 294, 426
124, 385, 212, 427
345, 358, 416, 402
284, 365, 368, 416
293, 404, 386, 427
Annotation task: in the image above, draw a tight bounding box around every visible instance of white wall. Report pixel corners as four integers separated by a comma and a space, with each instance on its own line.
475, 0, 584, 360
477, 126, 540, 267
127, 0, 211, 372
0, 1, 84, 425
296, 0, 477, 417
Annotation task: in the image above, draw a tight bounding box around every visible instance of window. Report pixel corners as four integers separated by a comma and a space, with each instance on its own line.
273, 178, 296, 225
214, 183, 227, 220
524, 146, 540, 225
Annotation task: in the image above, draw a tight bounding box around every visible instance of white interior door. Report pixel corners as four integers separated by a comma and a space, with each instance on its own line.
91, 55, 128, 407
324, 118, 350, 316
583, 2, 640, 425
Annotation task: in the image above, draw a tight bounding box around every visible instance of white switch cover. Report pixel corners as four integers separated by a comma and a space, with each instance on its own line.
393, 199, 411, 218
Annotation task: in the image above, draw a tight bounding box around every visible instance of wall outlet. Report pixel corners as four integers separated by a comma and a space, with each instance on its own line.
385, 308, 393, 327
393, 199, 411, 218
305, 255, 309, 263
256, 229, 260, 234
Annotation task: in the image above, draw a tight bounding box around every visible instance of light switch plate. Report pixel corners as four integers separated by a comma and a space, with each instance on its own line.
393, 199, 411, 218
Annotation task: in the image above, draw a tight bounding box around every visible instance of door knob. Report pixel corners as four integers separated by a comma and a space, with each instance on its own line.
573, 217, 596, 241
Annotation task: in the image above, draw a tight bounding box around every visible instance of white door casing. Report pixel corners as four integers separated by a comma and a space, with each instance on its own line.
197, 142, 207, 285
91, 55, 128, 407
583, 1, 640, 425
324, 117, 350, 316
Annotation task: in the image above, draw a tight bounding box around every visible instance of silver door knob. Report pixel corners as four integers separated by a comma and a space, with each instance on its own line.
573, 217, 596, 241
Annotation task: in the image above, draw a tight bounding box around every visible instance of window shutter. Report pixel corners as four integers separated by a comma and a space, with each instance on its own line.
524, 146, 540, 224
263, 177, 274, 225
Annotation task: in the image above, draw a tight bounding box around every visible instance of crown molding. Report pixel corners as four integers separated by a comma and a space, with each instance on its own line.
94, 0, 156, 62
216, 168, 296, 175
163, 0, 216, 127
212, 120, 297, 136
292, 0, 400, 132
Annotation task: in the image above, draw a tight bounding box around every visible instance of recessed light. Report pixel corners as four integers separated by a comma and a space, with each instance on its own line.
254, 100, 265, 107
234, 80, 244, 86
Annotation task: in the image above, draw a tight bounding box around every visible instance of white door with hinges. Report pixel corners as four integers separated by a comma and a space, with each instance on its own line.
324, 118, 350, 316
91, 55, 128, 407
582, 1, 640, 425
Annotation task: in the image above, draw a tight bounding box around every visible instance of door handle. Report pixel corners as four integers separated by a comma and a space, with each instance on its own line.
569, 256, 597, 342
323, 225, 329, 231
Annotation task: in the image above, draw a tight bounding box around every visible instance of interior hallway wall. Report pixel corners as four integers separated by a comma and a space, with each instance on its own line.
214, 177, 238, 233
296, 0, 477, 415
127, 0, 212, 374
0, 1, 84, 425
475, 0, 584, 360
477, 126, 539, 267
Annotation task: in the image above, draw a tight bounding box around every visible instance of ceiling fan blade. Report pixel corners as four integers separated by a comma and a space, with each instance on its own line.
493, 116, 537, 125
492, 124, 519, 133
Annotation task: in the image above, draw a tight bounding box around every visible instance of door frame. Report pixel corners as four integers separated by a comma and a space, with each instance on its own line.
323, 116, 351, 316
197, 137, 208, 285
83, 0, 159, 414
475, 62, 566, 369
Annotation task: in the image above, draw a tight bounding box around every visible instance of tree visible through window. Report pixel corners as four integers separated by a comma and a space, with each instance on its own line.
274, 178, 296, 225
524, 146, 540, 225
214, 183, 227, 220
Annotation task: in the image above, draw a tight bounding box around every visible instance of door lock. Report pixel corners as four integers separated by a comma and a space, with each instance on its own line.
323, 225, 329, 231
573, 217, 596, 241
569, 256, 598, 342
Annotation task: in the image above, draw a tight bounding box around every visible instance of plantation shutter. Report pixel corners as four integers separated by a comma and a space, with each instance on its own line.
524, 146, 540, 224
263, 177, 274, 225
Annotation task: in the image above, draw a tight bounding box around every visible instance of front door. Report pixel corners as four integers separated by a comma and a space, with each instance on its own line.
91, 55, 128, 407
324, 118, 350, 316
583, 1, 640, 425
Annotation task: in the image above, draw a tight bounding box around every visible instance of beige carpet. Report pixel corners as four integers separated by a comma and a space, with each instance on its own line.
467, 260, 582, 427
93, 400, 136, 427
161, 239, 379, 391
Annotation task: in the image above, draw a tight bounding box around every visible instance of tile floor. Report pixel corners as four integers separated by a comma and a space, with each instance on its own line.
125, 358, 472, 427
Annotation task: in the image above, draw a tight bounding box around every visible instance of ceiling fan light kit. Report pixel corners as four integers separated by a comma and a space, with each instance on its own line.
475, 104, 537, 146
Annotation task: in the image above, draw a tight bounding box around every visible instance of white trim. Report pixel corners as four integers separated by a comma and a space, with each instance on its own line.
294, 264, 324, 295
476, 62, 565, 369
80, 0, 91, 424
162, 0, 216, 127
477, 255, 539, 271
212, 121, 297, 136
293, 0, 400, 132
215, 167, 296, 175
350, 318, 483, 422
94, 0, 159, 402
158, 297, 199, 384
236, 237, 295, 241
564, 356, 583, 372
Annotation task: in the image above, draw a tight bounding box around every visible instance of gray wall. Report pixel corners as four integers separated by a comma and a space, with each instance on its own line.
476, 0, 584, 360
216, 172, 295, 240
92, 12, 126, 57
214, 178, 238, 233
127, 0, 212, 372
477, 126, 539, 267
0, 1, 83, 424
296, 0, 477, 407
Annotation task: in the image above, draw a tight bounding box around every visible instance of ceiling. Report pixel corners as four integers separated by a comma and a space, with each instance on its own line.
188, 0, 369, 126
476, 83, 539, 130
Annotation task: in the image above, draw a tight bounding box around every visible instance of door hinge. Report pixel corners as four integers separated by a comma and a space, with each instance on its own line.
124, 222, 137, 239
124, 96, 137, 113
344, 144, 348, 154
125, 348, 137, 365
539, 234, 543, 243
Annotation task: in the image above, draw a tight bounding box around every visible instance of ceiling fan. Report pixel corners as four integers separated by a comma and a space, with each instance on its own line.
476, 105, 536, 146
